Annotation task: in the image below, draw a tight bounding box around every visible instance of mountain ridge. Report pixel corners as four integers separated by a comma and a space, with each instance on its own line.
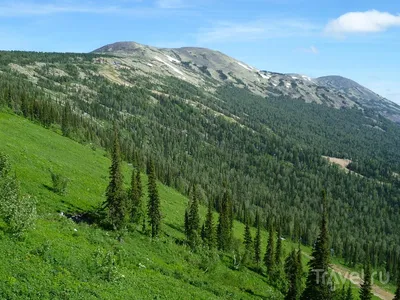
93, 41, 400, 123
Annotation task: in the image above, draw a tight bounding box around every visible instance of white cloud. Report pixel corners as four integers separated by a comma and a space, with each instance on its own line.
197, 19, 318, 43
325, 10, 400, 36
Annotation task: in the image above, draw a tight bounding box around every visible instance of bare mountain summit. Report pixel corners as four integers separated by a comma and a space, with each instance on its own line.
93, 42, 400, 123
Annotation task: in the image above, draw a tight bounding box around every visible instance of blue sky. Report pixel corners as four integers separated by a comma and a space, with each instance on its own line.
0, 0, 399, 103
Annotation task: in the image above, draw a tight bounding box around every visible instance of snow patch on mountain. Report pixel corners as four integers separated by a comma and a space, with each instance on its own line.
155, 56, 184, 76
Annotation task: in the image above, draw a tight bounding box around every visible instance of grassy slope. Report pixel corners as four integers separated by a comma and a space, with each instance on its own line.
0, 112, 282, 299
0, 112, 384, 299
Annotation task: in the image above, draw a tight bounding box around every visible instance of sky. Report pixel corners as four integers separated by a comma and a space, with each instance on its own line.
0, 0, 399, 103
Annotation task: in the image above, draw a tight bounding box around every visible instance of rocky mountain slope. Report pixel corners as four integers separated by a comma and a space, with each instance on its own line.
93, 41, 400, 123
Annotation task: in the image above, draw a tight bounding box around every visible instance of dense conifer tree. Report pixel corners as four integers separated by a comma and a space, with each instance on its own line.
104, 125, 127, 230
394, 278, 400, 300
244, 221, 253, 252
345, 283, 353, 300
147, 159, 161, 237
359, 263, 373, 300
204, 199, 215, 249
129, 168, 143, 224
254, 220, 262, 266
275, 226, 283, 266
285, 249, 302, 300
61, 101, 72, 137
185, 185, 200, 248
301, 191, 331, 300
265, 225, 275, 274
217, 190, 232, 251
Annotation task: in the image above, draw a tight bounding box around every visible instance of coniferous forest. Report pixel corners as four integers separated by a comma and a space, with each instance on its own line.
1, 50, 400, 299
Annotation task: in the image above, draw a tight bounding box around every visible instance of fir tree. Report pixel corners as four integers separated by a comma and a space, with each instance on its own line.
147, 159, 161, 237
301, 190, 331, 300
345, 283, 353, 300
359, 263, 373, 300
285, 249, 302, 300
186, 185, 200, 248
217, 190, 233, 251
244, 221, 253, 252
275, 226, 283, 266
394, 278, 400, 300
254, 221, 262, 266
104, 125, 127, 230
61, 101, 72, 137
264, 225, 275, 274
204, 199, 215, 249
128, 168, 142, 224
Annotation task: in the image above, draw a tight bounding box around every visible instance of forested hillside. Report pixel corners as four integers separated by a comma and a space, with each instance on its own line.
1, 49, 400, 298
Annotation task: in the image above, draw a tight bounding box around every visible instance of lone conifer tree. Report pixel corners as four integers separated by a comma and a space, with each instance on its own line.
104, 125, 127, 230
394, 278, 400, 300
204, 199, 215, 249
359, 262, 373, 300
264, 225, 275, 274
147, 159, 161, 237
301, 190, 331, 300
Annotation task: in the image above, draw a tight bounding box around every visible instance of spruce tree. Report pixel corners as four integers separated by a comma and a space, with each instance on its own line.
275, 226, 283, 266
129, 168, 142, 224
285, 249, 301, 300
217, 190, 232, 251
104, 125, 127, 230
147, 159, 161, 237
345, 283, 353, 300
61, 101, 72, 137
186, 185, 200, 248
204, 199, 215, 249
394, 278, 400, 300
301, 190, 331, 300
264, 225, 275, 274
244, 221, 253, 252
254, 221, 262, 266
359, 263, 373, 300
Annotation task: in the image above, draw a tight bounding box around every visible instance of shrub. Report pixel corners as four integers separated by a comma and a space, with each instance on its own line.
0, 153, 37, 235
50, 170, 69, 195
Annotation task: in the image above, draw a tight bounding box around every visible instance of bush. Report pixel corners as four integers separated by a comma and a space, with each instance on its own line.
50, 170, 69, 195
0, 153, 37, 235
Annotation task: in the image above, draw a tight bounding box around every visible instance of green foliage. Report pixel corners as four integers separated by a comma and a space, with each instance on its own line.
359, 263, 373, 300
253, 222, 261, 266
128, 168, 143, 224
301, 191, 332, 300
105, 126, 127, 230
0, 113, 285, 299
284, 249, 303, 300
147, 159, 161, 237
217, 190, 233, 251
50, 170, 69, 195
0, 153, 37, 235
203, 199, 216, 249
394, 279, 400, 300
185, 185, 201, 248
265, 225, 276, 274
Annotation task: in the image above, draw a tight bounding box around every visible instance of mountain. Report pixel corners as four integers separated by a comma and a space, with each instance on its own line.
2, 44, 400, 294
316, 75, 400, 122
93, 41, 400, 123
